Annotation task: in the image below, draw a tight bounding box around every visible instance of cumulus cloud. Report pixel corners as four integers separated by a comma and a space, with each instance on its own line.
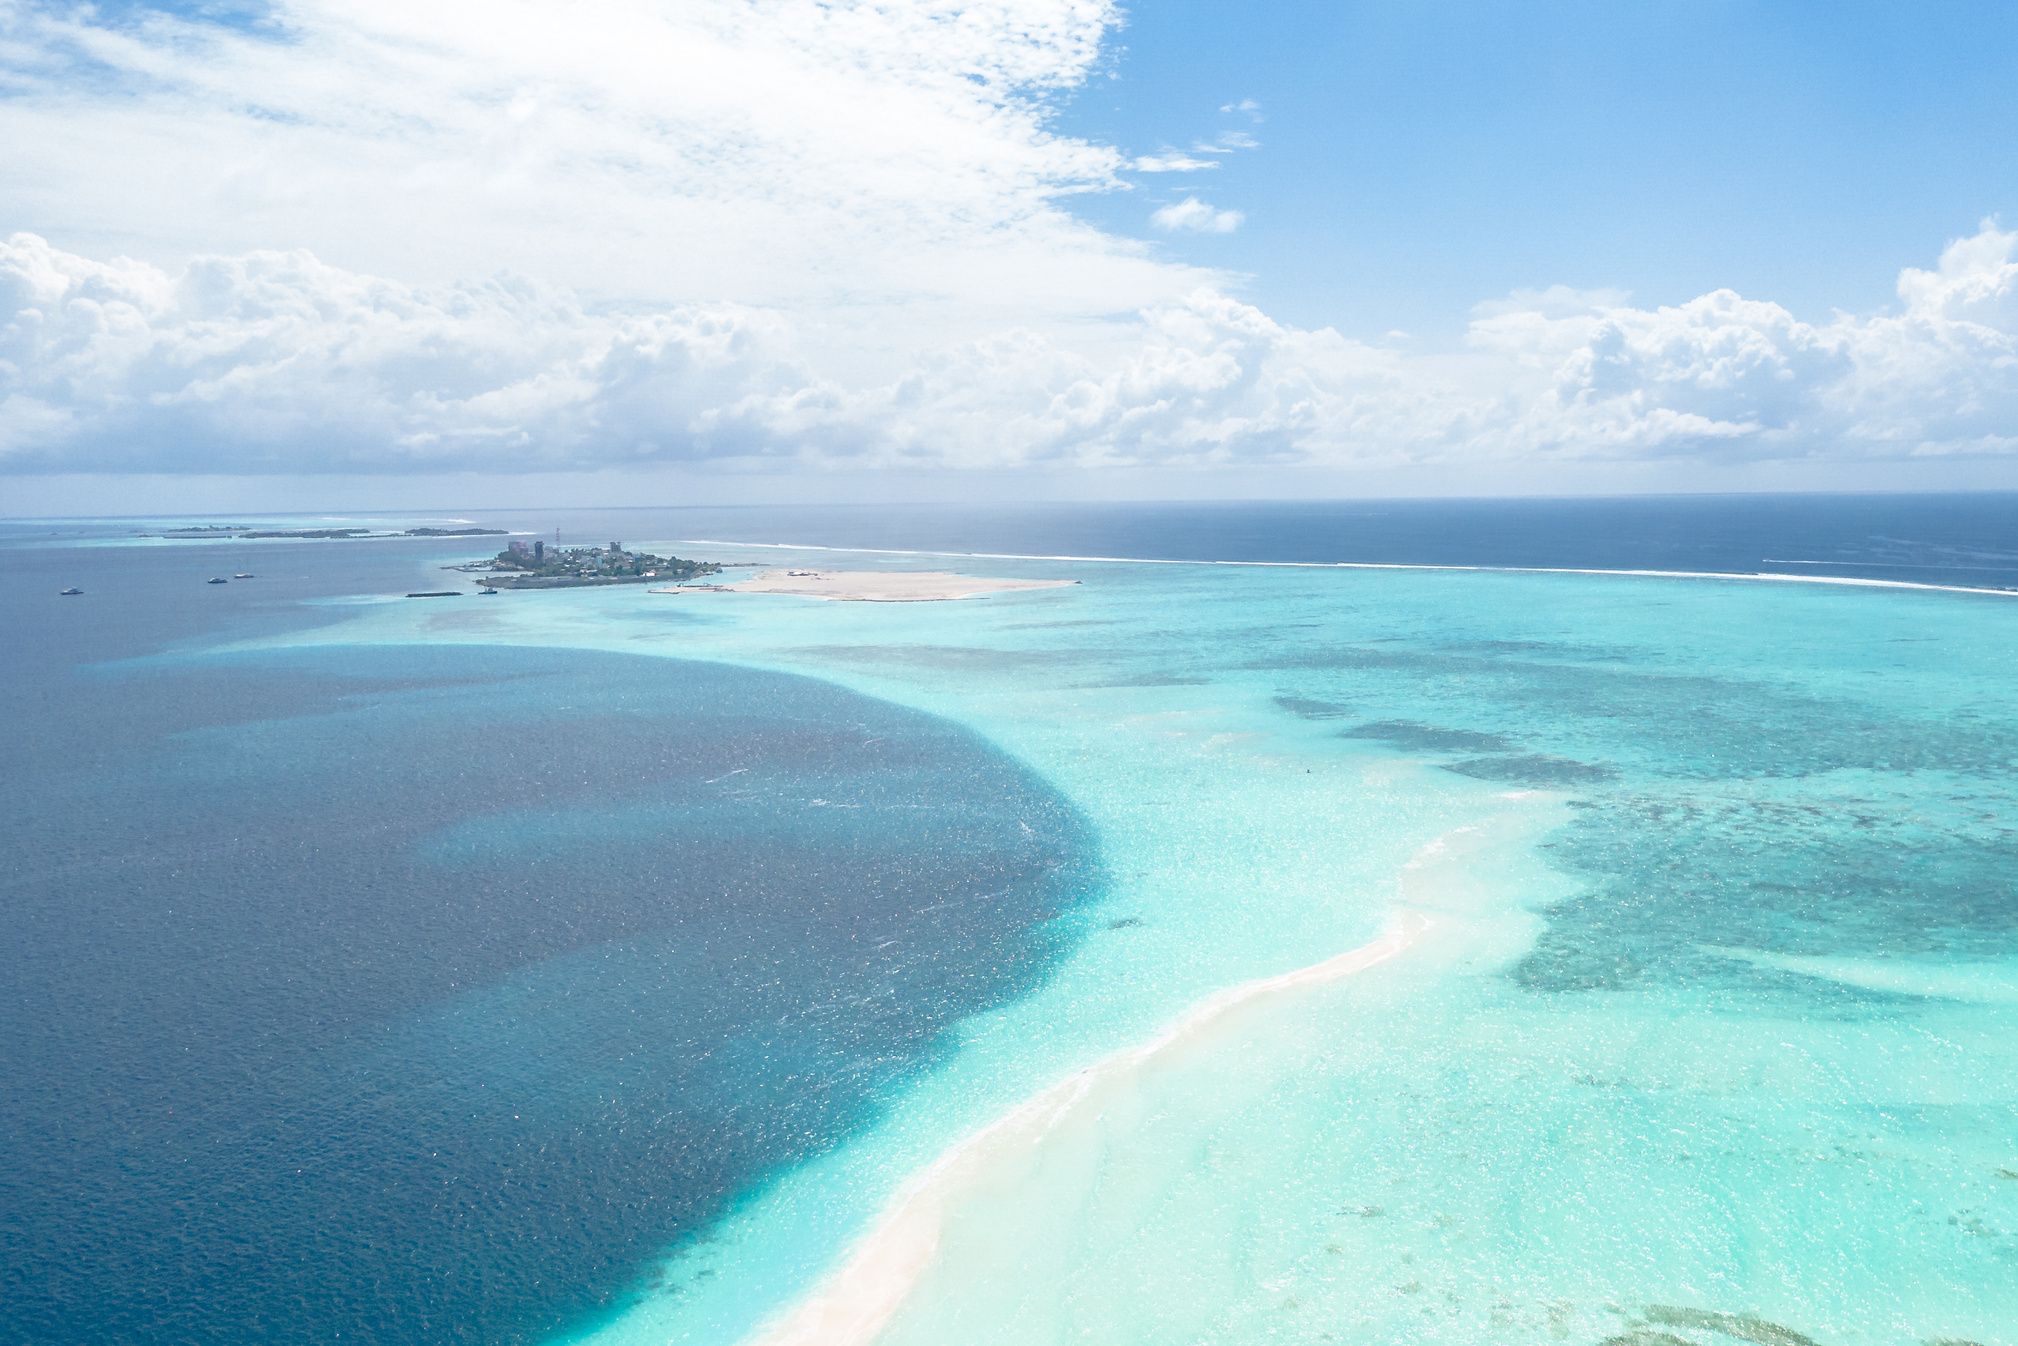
1151, 199, 1246, 234
1463, 220, 2018, 462
0, 233, 813, 472
1134, 155, 1220, 173
6, 222, 2015, 478
1, 3, 2014, 486
0, 0, 1206, 353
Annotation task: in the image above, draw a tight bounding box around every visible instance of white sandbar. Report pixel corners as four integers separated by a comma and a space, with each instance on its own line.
743, 909, 1435, 1346
651, 569, 1078, 602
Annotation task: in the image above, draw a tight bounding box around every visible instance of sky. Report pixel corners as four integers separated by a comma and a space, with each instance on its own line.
2, 0, 2016, 512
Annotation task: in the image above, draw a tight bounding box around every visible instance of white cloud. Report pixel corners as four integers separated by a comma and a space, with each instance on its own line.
1193, 132, 1259, 153
8, 222, 2015, 479
1151, 199, 1246, 234
1134, 155, 1219, 173
1470, 285, 1635, 320
1459, 219, 2018, 463
0, 0, 1208, 361
1, 4, 2014, 490
1219, 99, 1264, 121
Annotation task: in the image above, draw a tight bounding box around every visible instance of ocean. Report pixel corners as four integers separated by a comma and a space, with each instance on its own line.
3, 495, 2015, 1346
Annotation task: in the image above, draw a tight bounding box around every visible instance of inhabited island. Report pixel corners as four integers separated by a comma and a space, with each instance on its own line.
476, 541, 723, 590
652, 568, 1077, 602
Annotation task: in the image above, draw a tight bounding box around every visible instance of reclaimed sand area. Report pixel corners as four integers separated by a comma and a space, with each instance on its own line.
650, 569, 1077, 602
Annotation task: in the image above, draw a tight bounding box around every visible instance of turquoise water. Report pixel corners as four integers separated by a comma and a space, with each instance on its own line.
7, 507, 2016, 1345
242, 547, 2018, 1346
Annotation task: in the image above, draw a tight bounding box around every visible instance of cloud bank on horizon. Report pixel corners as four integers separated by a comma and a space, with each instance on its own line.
2, 0, 2015, 487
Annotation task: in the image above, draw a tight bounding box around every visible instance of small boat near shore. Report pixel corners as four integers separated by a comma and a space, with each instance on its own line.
59, 587, 83, 596
206, 577, 228, 584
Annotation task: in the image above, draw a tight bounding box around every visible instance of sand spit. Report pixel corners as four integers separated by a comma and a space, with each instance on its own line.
739, 821, 1521, 1346
651, 569, 1078, 602
672, 540, 2018, 599
743, 914, 1426, 1346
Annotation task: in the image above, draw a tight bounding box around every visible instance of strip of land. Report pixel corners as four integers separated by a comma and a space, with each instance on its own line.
650, 569, 1076, 602
744, 917, 1430, 1346
745, 809, 1549, 1346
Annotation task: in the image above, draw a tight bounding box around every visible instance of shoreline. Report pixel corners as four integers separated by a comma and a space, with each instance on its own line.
744, 912, 1430, 1346
668, 539, 2018, 598
651, 569, 1077, 602
738, 811, 1545, 1346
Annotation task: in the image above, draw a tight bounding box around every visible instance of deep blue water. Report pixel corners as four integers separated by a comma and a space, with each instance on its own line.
4, 493, 2016, 1344
0, 539, 1095, 1344
485, 493, 2018, 590
19, 492, 2018, 588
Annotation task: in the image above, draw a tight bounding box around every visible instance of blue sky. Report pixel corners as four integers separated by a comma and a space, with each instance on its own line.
1065, 1, 2018, 336
2, 0, 2015, 509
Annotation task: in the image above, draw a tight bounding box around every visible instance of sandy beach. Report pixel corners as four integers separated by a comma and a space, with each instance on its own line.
740, 910, 1425, 1346
650, 569, 1077, 602
739, 807, 1555, 1346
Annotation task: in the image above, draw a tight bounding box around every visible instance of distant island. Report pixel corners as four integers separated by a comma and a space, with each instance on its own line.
153, 525, 507, 540
478, 541, 722, 590
241, 526, 509, 540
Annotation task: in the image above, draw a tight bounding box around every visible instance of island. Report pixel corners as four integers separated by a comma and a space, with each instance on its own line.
156, 525, 508, 540
237, 526, 509, 540
651, 569, 1077, 602
476, 541, 722, 590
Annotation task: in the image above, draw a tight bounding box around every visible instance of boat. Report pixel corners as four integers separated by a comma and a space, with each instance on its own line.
480, 588, 499, 595
233, 573, 256, 579
206, 577, 228, 584
59, 587, 83, 596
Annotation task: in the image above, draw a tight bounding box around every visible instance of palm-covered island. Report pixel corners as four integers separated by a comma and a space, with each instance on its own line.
479, 541, 721, 590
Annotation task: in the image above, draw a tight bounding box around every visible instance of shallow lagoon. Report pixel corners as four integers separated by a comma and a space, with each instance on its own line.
297, 546, 2018, 1346
5, 511, 2016, 1345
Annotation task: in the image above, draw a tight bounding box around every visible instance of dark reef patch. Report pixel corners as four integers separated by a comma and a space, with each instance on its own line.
1515, 789, 2018, 993
1643, 1305, 1821, 1346
1273, 695, 1356, 720
1076, 674, 1211, 688
788, 643, 1119, 672
1236, 612, 2018, 1002
1441, 753, 1616, 786
1342, 719, 1514, 752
